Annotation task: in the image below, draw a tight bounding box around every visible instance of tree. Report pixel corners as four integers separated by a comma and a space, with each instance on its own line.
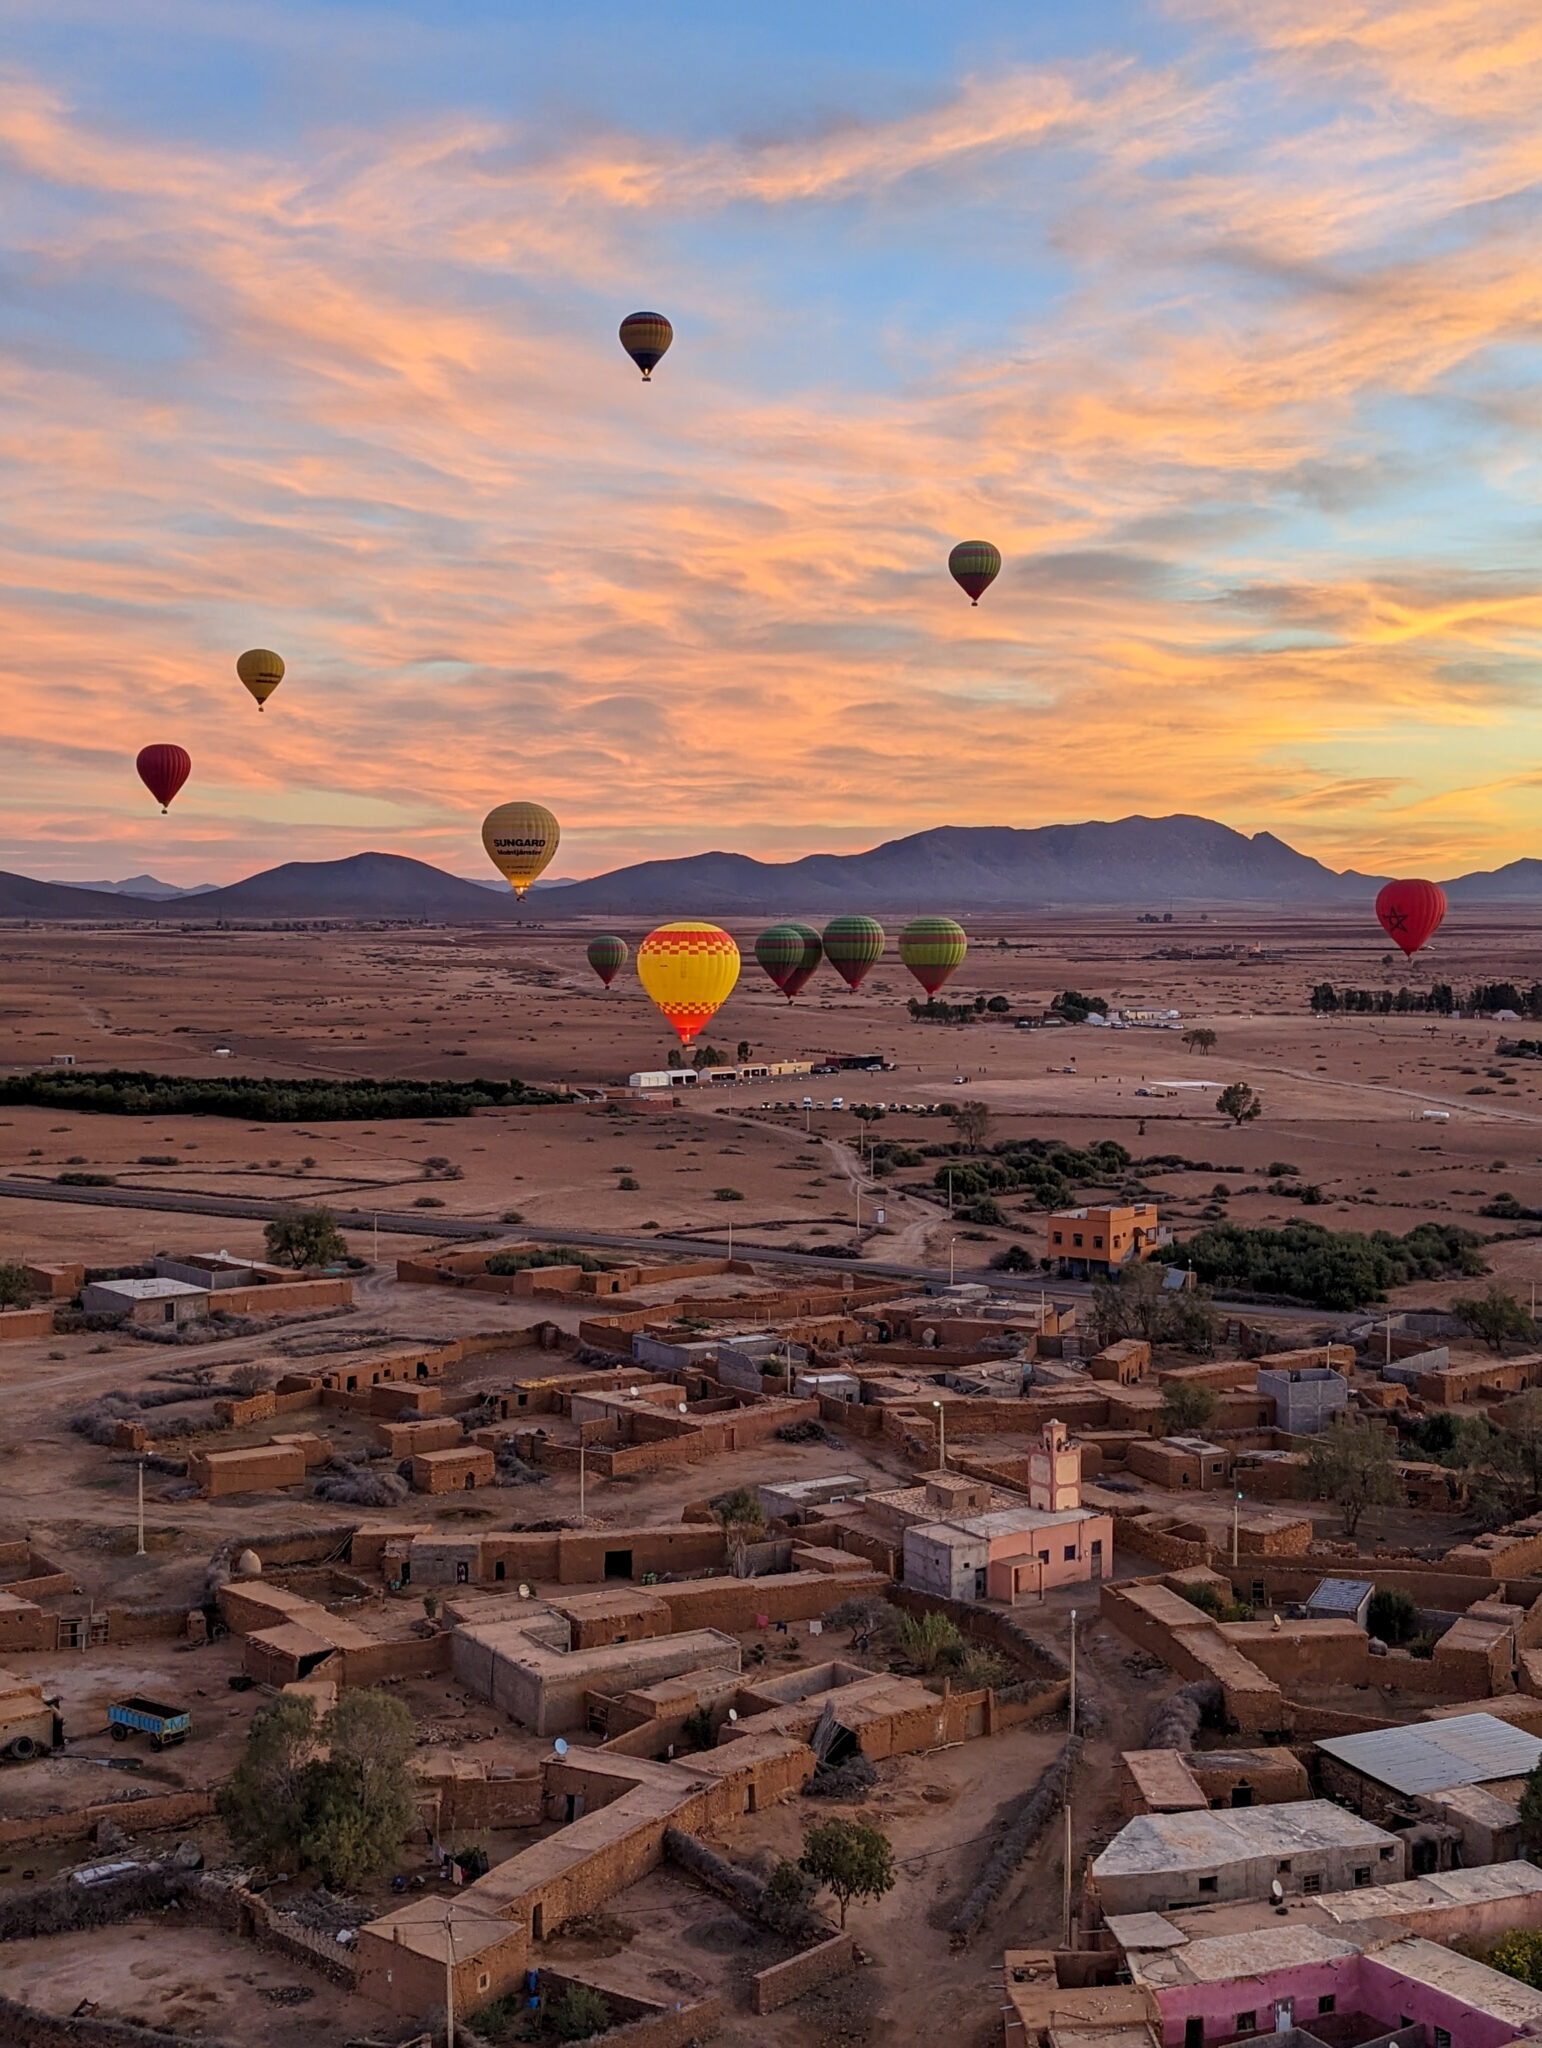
799, 1817, 896, 1928
1305, 1417, 1400, 1536
1216, 1082, 1262, 1125
955, 1099, 993, 1152
1452, 1286, 1536, 1354
263, 1205, 348, 1271
550, 1985, 612, 2040
298, 1689, 416, 1888
1367, 1586, 1418, 1645
736, 1041, 752, 1062
766, 1858, 817, 1912
0, 1261, 33, 1309
711, 1485, 766, 1571
1491, 1927, 1542, 1989
1518, 1765, 1542, 1867
897, 1608, 962, 1674
1183, 1028, 1217, 1055
1157, 1378, 1218, 1436
216, 1693, 318, 1868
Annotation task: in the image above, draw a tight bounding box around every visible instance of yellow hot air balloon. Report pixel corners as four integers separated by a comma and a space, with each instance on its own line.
637, 922, 740, 1046
236, 647, 284, 710
481, 802, 560, 896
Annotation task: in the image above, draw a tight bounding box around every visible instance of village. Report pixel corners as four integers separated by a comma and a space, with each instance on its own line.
4, 1169, 1542, 2048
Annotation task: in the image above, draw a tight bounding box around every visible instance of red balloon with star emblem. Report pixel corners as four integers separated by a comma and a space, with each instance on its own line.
1375, 879, 1446, 958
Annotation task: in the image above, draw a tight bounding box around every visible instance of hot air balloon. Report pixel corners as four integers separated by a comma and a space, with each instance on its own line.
754, 923, 823, 1002
900, 915, 968, 995
587, 935, 629, 988
136, 744, 191, 814
948, 540, 1001, 605
482, 803, 560, 897
236, 648, 284, 710
821, 915, 885, 993
620, 311, 673, 381
637, 922, 740, 1046
1376, 879, 1447, 959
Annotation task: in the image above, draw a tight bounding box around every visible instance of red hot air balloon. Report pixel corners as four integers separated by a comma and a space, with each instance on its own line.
1375, 879, 1447, 959
136, 745, 191, 814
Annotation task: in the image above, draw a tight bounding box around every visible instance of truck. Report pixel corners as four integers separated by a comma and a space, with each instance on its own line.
108, 1697, 191, 1751
0, 1675, 63, 1762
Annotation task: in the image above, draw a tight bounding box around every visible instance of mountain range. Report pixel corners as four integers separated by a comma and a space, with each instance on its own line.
7, 816, 1542, 921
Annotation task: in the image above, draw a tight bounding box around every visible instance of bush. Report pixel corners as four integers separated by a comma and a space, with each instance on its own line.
57, 1170, 115, 1186
1367, 1586, 1419, 1644
991, 1244, 1036, 1272
0, 1261, 33, 1309
1490, 1930, 1542, 1989
617, 1175, 640, 1190
1267, 1161, 1301, 1177
682, 1705, 716, 1752
486, 1247, 603, 1274
714, 1186, 745, 1201
550, 1985, 612, 2040
413, 1195, 445, 1207
897, 1609, 962, 1673
1176, 1220, 1485, 1310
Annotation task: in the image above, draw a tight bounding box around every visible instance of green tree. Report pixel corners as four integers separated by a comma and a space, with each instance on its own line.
0, 1261, 33, 1309
1452, 1285, 1536, 1354
897, 1608, 962, 1674
799, 1817, 897, 1928
1183, 1028, 1217, 1055
1518, 1767, 1542, 1867
263, 1205, 348, 1271
1216, 1081, 1262, 1124
1157, 1378, 1218, 1436
1367, 1587, 1418, 1645
1305, 1417, 1400, 1537
550, 1985, 612, 2041
955, 1099, 993, 1151
766, 1858, 817, 1912
216, 1693, 317, 1868
711, 1485, 766, 1570
1490, 1927, 1542, 1989
298, 1688, 416, 1889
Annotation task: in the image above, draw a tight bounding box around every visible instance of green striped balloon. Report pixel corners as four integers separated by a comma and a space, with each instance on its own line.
755, 923, 823, 1001
586, 934, 629, 987
899, 916, 967, 995
822, 915, 885, 991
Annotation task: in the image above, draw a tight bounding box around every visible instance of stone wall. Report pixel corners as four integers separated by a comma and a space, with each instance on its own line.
752, 1933, 860, 2015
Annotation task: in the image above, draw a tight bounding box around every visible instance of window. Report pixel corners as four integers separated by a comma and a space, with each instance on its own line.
1198, 1876, 1218, 1894
1052, 1232, 1063, 1246
1038, 1549, 1050, 1563
1380, 1845, 1396, 1861
1073, 1234, 1084, 1248
478, 1975, 490, 1992
1236, 2016, 1257, 2035
1093, 1236, 1104, 1249
1434, 2031, 1450, 2048
1318, 1998, 1336, 2017
1302, 1873, 1321, 1893
1277, 1861, 1291, 1874
1252, 1583, 1266, 1605
1354, 1866, 1371, 1887
1064, 1545, 1077, 1562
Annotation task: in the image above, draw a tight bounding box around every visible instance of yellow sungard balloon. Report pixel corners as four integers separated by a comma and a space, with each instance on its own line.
481, 802, 560, 896
637, 921, 740, 1046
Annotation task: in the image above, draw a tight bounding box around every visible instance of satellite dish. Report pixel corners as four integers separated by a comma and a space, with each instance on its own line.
678, 1403, 688, 1414
554, 1737, 569, 1756
518, 1584, 531, 1598
629, 1385, 639, 1397
1271, 1879, 1284, 1902
728, 1709, 738, 1722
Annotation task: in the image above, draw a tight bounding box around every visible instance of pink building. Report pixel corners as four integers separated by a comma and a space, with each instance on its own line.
903, 1421, 1114, 1603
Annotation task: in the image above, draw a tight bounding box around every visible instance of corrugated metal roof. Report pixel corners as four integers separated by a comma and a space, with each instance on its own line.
1317, 1712, 1542, 1794
1306, 1578, 1374, 1615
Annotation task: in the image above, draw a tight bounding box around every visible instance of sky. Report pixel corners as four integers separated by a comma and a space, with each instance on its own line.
3, 0, 1542, 886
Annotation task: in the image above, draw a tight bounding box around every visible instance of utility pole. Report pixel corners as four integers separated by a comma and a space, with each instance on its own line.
1232, 1492, 1241, 1569
933, 1399, 946, 1471
947, 1168, 953, 1218
578, 1439, 586, 1529
1068, 1608, 1077, 1729
949, 1236, 958, 1285
444, 1908, 456, 2048
373, 1212, 379, 1266
136, 1462, 146, 1558
1062, 1794, 1074, 1949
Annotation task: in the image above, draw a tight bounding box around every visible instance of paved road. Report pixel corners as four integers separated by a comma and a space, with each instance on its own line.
0, 1172, 1341, 1324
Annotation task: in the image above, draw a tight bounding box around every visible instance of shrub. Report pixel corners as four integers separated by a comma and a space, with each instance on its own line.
1367, 1586, 1419, 1644
1176, 1220, 1485, 1310
57, 1171, 115, 1186
1490, 1930, 1542, 1989
713, 1186, 745, 1201
681, 1706, 716, 1752
617, 1175, 640, 1190
486, 1247, 603, 1274
413, 1196, 445, 1208
0, 1261, 34, 1309
550, 1985, 612, 2040
897, 1608, 962, 1673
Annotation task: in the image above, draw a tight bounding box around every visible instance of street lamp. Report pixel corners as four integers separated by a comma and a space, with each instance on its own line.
949, 1235, 959, 1285
932, 1398, 946, 1471
1232, 1490, 1243, 1569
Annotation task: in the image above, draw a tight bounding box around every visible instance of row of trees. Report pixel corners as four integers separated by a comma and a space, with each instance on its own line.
0, 1068, 553, 1119
1310, 980, 1542, 1017
1175, 1219, 1486, 1311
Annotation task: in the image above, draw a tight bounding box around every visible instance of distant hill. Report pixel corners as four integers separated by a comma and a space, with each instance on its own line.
8, 820, 1542, 923
52, 874, 219, 899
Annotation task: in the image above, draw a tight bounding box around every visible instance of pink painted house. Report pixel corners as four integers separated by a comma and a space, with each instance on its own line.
903, 1421, 1114, 1603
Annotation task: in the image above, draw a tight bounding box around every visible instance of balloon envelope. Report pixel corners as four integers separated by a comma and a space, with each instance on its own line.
136, 744, 191, 813
821, 915, 885, 992
586, 935, 629, 988
755, 922, 823, 1001
482, 803, 560, 896
948, 540, 1001, 605
1376, 879, 1447, 958
899, 915, 968, 995
619, 311, 673, 380
236, 648, 284, 709
637, 922, 740, 1045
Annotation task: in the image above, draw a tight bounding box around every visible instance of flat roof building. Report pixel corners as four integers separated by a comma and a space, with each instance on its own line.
1092, 1801, 1404, 1915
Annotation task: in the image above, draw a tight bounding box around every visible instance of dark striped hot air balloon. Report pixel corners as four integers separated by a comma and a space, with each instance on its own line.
136, 744, 191, 814
755, 923, 823, 1002
822, 915, 885, 992
948, 540, 1001, 605
586, 935, 628, 988
899, 915, 967, 996
619, 311, 673, 381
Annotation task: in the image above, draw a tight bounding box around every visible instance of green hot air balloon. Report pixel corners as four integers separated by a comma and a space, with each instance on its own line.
586, 935, 629, 988
755, 923, 823, 1002
899, 916, 967, 996
948, 540, 1001, 605
822, 915, 885, 992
